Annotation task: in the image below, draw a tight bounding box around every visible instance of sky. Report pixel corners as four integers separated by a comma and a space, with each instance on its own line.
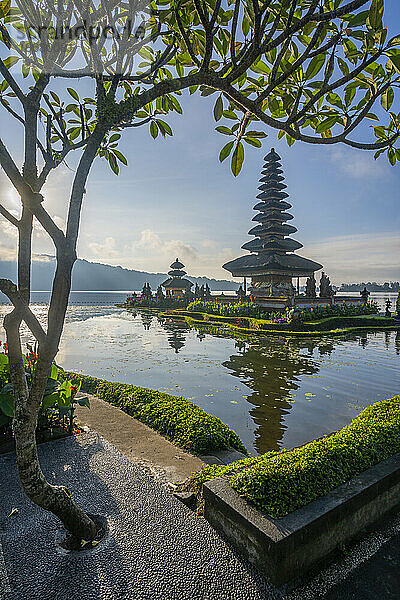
0, 2, 399, 285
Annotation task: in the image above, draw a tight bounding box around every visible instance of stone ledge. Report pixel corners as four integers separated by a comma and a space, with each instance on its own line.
203, 452, 400, 586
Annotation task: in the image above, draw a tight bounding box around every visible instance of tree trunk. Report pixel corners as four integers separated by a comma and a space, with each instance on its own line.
13, 415, 98, 541
5, 309, 98, 541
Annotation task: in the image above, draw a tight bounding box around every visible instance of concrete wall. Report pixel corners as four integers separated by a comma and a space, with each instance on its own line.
203, 453, 400, 586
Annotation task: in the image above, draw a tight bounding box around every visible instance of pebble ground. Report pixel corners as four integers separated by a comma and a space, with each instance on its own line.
1, 433, 399, 600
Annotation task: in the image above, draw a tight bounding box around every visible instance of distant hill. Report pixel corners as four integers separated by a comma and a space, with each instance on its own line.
0, 257, 239, 300
339, 282, 400, 292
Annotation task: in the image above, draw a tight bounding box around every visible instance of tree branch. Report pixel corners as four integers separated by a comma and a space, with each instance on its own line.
0, 279, 47, 346
0, 204, 20, 227
0, 137, 65, 247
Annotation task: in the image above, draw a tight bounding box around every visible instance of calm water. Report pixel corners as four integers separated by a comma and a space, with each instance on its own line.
1, 303, 399, 455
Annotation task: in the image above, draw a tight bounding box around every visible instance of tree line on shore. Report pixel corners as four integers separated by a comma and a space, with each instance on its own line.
339, 282, 400, 292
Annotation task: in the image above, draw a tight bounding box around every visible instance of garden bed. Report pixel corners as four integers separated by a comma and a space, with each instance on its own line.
194, 396, 400, 584
203, 453, 400, 586
164, 311, 399, 337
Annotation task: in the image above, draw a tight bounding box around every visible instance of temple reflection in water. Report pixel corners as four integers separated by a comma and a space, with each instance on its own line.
223, 337, 333, 453
121, 308, 399, 454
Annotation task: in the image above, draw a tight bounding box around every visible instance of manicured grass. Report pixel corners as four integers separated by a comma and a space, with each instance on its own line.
187, 396, 400, 519
60, 371, 248, 455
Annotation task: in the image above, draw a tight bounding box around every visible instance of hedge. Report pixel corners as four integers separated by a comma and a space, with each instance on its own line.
228, 396, 400, 518
183, 313, 398, 338
182, 396, 400, 518
59, 371, 248, 455
187, 300, 266, 318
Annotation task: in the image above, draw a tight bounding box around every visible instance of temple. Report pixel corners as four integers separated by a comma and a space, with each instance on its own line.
161, 258, 193, 299
223, 149, 323, 308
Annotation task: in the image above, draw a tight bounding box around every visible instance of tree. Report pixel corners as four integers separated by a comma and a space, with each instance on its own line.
0, 0, 399, 542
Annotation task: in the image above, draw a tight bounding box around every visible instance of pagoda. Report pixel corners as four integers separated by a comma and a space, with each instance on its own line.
161, 258, 193, 298
223, 149, 323, 305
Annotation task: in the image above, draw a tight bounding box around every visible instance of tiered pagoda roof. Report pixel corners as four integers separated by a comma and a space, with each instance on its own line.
162, 258, 193, 290
223, 149, 323, 277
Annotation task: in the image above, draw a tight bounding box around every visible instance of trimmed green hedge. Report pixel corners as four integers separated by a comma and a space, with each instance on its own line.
182, 313, 399, 338
60, 371, 248, 455
183, 396, 400, 518
187, 300, 266, 318
227, 396, 400, 518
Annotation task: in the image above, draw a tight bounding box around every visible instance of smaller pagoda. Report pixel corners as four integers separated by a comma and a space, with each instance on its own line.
161, 258, 193, 298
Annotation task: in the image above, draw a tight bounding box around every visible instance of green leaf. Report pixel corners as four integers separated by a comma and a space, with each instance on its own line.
219, 141, 234, 162
244, 137, 261, 148
245, 131, 267, 138
387, 35, 400, 48
368, 0, 384, 31
150, 120, 158, 139
214, 96, 223, 121
113, 150, 127, 165
41, 393, 59, 411
231, 142, 244, 177
286, 134, 295, 147
156, 119, 173, 137
0, 353, 8, 372
344, 86, 356, 106
67, 88, 79, 101
388, 53, 400, 75
316, 116, 338, 133
215, 125, 232, 135
381, 87, 394, 111
348, 11, 368, 28
109, 133, 121, 143
305, 54, 325, 80
0, 393, 13, 418
50, 363, 58, 381
109, 153, 119, 175
50, 91, 60, 105
3, 56, 19, 69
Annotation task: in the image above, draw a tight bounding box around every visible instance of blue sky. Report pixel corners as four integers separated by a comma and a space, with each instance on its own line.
0, 2, 399, 284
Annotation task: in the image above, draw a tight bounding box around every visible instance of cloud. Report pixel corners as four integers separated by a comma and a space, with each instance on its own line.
303, 232, 400, 283
0, 219, 18, 261
330, 148, 387, 178
131, 229, 199, 262
88, 236, 120, 259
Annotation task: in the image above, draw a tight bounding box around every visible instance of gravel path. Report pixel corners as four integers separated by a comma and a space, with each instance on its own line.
1, 433, 399, 600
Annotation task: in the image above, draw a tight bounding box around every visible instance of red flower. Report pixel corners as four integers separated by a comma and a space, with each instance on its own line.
27, 352, 37, 363
71, 385, 78, 395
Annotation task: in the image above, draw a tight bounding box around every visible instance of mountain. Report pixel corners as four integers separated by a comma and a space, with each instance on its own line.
0, 257, 239, 299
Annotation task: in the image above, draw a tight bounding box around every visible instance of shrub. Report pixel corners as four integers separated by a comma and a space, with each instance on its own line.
126, 296, 188, 309
187, 300, 265, 318
60, 371, 248, 455
1, 345, 89, 440
298, 302, 379, 322
229, 396, 400, 518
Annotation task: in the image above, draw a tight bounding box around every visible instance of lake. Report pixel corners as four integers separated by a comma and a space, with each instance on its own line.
1, 301, 399, 455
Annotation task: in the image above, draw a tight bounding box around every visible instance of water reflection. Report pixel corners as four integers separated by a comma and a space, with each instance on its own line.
1, 304, 399, 455
222, 337, 335, 453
